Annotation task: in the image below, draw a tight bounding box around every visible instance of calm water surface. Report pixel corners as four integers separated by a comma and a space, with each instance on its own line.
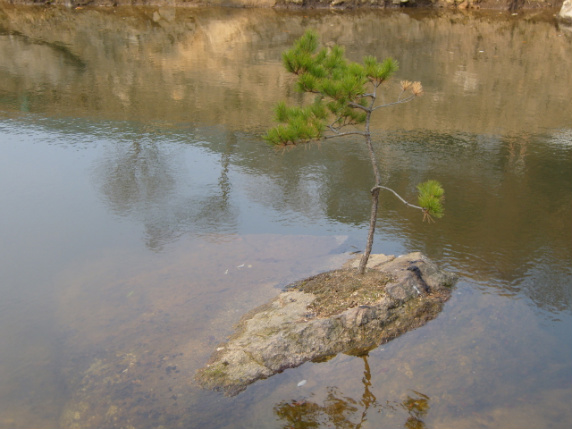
1, 5, 571, 429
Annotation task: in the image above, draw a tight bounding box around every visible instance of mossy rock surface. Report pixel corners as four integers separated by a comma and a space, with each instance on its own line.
195, 252, 457, 396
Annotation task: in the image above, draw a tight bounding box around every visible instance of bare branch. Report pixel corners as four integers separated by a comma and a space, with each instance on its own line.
374, 185, 424, 211
348, 102, 372, 112
372, 95, 416, 111
325, 129, 366, 138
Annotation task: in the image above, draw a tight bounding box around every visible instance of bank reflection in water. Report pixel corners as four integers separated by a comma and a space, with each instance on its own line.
1, 5, 571, 132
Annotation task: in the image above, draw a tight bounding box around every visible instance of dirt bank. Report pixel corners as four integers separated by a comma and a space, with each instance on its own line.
0, 0, 564, 12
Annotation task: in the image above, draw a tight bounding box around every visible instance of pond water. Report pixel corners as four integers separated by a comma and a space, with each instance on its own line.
1, 5, 571, 429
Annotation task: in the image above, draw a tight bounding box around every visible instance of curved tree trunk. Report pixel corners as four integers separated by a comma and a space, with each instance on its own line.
358, 118, 382, 274
359, 186, 380, 274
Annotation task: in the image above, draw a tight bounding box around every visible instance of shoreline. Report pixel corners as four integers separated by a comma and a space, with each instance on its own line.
0, 0, 565, 12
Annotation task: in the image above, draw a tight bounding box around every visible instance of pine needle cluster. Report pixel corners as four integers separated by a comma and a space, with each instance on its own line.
417, 180, 445, 221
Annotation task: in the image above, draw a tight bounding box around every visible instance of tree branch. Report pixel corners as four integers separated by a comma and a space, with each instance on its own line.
324, 129, 366, 138
348, 102, 371, 112
374, 185, 423, 211
372, 95, 416, 111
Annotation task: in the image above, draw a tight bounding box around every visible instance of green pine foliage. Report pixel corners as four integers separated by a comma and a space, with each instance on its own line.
264, 30, 399, 146
364, 56, 399, 84
417, 180, 445, 220
264, 100, 327, 145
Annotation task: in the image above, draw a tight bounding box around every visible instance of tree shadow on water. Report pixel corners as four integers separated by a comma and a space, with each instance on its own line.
274, 356, 429, 429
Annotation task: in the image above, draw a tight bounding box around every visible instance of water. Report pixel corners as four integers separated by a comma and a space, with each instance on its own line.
1, 5, 571, 429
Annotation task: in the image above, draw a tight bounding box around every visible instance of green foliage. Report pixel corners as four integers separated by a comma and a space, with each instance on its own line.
364, 56, 399, 83
417, 180, 445, 220
265, 30, 399, 146
264, 101, 326, 145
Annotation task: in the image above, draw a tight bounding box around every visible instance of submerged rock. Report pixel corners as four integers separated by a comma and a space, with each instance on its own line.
195, 252, 457, 396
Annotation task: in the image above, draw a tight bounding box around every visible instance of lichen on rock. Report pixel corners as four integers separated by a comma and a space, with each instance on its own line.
195, 252, 457, 396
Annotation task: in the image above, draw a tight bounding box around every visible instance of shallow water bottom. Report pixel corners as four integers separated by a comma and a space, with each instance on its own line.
0, 233, 349, 428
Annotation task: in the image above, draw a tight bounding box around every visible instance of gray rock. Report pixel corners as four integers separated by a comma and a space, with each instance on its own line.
560, 0, 572, 23
195, 252, 457, 396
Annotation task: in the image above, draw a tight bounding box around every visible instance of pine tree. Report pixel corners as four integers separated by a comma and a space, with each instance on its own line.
265, 31, 444, 274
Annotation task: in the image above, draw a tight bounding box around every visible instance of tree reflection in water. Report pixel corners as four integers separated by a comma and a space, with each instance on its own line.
274, 356, 430, 429
96, 128, 238, 251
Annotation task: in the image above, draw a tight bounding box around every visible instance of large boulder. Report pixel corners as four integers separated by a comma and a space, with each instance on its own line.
560, 0, 572, 23
196, 252, 457, 396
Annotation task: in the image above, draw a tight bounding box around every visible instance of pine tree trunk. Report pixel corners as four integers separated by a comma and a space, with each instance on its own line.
358, 186, 380, 274
358, 119, 382, 274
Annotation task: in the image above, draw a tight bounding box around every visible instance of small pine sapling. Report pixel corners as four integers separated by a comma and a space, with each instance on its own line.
265, 30, 444, 274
